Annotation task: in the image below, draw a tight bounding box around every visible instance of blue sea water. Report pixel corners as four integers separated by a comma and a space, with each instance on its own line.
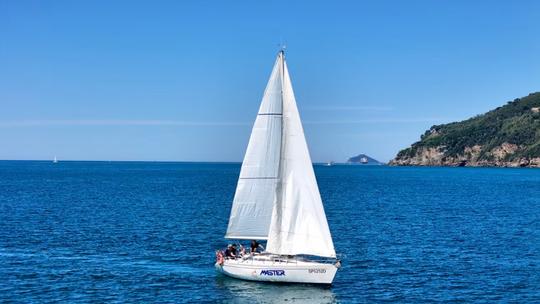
0, 161, 539, 303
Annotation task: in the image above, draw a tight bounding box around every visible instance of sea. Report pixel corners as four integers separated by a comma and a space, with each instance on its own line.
0, 161, 539, 303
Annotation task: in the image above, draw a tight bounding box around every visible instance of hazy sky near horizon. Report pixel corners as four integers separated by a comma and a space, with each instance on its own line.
1, 1, 539, 162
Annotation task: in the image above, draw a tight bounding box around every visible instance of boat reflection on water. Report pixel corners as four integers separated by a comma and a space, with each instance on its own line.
215, 275, 337, 303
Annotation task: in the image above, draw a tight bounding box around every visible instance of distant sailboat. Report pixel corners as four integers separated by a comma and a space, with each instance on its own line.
53, 156, 58, 163
215, 50, 340, 284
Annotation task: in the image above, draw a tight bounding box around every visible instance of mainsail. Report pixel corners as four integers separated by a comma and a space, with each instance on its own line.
226, 51, 336, 258
225, 55, 283, 239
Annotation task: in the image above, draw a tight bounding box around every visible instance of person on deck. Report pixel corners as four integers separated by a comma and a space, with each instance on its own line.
224, 244, 237, 259
250, 240, 264, 254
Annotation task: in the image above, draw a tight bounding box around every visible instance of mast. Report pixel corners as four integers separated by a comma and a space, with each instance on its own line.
272, 49, 285, 246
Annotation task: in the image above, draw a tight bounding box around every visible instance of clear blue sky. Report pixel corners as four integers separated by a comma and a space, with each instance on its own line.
1, 1, 539, 162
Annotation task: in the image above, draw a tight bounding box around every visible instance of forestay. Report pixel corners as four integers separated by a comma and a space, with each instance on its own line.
225, 55, 283, 240
265, 55, 336, 258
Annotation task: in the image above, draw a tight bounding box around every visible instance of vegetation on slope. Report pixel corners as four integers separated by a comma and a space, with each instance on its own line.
395, 92, 540, 163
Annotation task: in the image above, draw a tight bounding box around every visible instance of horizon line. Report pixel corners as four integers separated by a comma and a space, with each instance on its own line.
0, 159, 389, 164
0, 117, 456, 127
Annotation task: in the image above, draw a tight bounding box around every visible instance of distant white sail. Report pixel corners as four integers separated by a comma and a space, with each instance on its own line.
265, 55, 336, 258
225, 55, 283, 240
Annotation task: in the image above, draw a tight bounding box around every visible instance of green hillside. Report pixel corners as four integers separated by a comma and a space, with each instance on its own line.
392, 92, 540, 166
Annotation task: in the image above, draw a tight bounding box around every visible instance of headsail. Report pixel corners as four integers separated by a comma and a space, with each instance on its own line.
225, 55, 283, 240
265, 53, 336, 258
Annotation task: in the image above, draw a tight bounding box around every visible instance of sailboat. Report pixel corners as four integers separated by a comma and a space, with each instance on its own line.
215, 50, 340, 284
53, 156, 58, 164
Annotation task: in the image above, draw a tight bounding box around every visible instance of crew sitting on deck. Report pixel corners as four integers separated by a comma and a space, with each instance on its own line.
224, 244, 237, 259
250, 240, 264, 254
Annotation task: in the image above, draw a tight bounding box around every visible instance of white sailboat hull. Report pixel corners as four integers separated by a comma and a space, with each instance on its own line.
215, 254, 338, 284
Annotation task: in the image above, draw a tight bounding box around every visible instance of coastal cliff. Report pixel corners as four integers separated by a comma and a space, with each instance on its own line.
390, 92, 540, 167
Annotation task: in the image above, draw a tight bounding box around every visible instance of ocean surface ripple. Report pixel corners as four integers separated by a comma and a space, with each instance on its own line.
0, 161, 539, 303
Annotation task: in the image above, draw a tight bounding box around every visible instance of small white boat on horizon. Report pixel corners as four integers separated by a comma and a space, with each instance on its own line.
53, 156, 58, 163
215, 50, 340, 284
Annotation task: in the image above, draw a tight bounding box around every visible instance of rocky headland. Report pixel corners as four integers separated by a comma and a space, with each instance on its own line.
390, 92, 540, 167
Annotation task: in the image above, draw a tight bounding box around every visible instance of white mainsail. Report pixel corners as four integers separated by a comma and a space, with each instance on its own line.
225, 55, 283, 239
226, 51, 335, 258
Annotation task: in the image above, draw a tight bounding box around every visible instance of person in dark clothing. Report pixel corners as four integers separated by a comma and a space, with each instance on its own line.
224, 244, 237, 259
250, 240, 263, 254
